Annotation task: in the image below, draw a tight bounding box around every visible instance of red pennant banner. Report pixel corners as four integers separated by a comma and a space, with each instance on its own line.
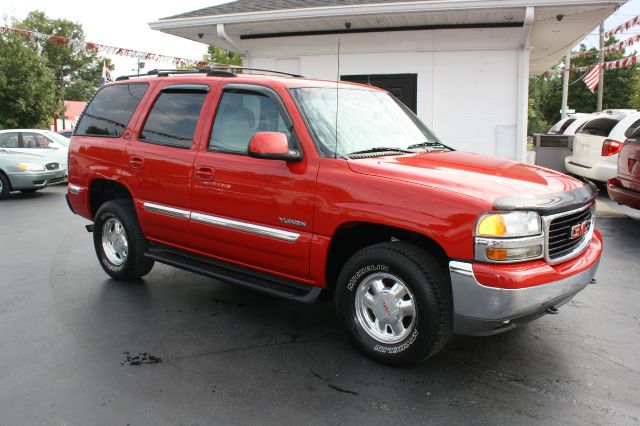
605, 16, 640, 39
0, 25, 224, 69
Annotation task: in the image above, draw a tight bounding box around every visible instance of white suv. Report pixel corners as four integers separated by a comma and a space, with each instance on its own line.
548, 113, 593, 136
565, 110, 640, 182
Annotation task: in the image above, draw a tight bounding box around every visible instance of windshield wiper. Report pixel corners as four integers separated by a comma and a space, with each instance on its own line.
346, 147, 414, 156
407, 141, 447, 150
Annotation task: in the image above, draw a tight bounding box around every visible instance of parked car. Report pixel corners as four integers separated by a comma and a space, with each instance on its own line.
607, 125, 640, 210
547, 113, 593, 136
565, 109, 640, 182
0, 129, 69, 177
0, 149, 66, 200
67, 70, 601, 366
57, 130, 74, 139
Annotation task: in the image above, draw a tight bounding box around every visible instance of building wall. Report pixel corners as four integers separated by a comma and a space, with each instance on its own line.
242, 27, 524, 159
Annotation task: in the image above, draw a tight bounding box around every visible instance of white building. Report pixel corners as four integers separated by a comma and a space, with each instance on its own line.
150, 0, 626, 161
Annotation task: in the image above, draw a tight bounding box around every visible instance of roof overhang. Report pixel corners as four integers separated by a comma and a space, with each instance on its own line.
150, 0, 627, 75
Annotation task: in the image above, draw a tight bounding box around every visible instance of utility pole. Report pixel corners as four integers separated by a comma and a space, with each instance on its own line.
561, 54, 570, 119
597, 23, 605, 112
60, 74, 66, 130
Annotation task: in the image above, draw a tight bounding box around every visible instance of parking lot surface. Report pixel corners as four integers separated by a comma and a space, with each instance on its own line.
1, 185, 639, 425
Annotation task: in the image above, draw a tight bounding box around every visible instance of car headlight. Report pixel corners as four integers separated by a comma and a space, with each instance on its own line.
476, 211, 541, 237
475, 211, 543, 263
17, 162, 45, 171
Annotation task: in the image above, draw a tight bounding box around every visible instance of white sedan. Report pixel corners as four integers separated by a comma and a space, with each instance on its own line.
0, 129, 70, 178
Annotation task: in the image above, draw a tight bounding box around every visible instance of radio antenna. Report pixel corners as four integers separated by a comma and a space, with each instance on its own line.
334, 37, 341, 159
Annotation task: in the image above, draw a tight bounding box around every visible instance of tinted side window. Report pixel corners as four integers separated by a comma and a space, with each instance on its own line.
139, 91, 207, 148
210, 91, 290, 154
76, 84, 149, 137
0, 132, 20, 148
577, 118, 621, 137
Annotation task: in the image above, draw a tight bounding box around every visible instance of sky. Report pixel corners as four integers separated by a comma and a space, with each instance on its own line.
1, 0, 640, 77
1, 0, 230, 76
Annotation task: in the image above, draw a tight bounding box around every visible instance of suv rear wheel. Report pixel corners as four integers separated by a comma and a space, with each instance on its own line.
335, 242, 452, 366
93, 199, 154, 281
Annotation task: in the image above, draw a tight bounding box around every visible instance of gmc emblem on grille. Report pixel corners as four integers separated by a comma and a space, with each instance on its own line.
570, 219, 590, 240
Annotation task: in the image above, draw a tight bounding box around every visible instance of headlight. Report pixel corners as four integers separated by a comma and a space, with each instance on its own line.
475, 211, 543, 263
17, 162, 45, 171
476, 211, 541, 238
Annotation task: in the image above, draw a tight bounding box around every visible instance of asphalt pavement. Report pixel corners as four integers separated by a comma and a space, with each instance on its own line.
1, 185, 639, 426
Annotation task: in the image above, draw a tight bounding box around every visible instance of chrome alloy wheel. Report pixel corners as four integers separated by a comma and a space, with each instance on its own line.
101, 218, 128, 266
354, 272, 417, 344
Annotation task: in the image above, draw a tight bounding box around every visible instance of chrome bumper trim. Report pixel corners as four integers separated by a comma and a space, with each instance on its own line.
449, 259, 599, 336
68, 183, 83, 194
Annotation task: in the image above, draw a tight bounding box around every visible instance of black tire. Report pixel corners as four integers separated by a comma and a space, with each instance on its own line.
20, 189, 38, 194
0, 172, 10, 200
335, 242, 452, 366
93, 199, 154, 281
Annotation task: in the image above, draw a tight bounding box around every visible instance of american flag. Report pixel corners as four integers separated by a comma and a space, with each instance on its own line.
101, 61, 113, 85
583, 64, 600, 93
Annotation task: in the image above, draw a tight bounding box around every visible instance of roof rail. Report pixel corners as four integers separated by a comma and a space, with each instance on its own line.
115, 68, 236, 81
207, 66, 304, 78
114, 66, 303, 82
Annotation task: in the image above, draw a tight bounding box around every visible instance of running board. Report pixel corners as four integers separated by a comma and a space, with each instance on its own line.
145, 242, 323, 304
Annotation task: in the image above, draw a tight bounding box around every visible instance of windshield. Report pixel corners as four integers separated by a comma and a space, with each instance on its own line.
290, 88, 446, 157
44, 131, 70, 147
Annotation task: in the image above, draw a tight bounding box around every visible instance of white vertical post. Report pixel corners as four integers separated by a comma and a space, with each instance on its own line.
561, 54, 570, 119
597, 23, 605, 112
516, 7, 534, 162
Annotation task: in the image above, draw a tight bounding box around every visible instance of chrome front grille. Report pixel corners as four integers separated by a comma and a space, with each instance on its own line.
543, 204, 594, 264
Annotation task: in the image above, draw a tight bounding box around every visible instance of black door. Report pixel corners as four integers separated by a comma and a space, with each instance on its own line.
341, 74, 418, 113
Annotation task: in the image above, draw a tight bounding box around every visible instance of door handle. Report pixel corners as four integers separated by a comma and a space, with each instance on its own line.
195, 166, 215, 181
129, 156, 144, 170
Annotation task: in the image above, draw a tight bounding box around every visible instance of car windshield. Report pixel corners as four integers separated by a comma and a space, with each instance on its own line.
44, 131, 70, 147
290, 87, 447, 157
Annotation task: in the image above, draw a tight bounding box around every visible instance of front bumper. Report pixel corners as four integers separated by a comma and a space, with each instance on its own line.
450, 232, 602, 336
7, 170, 66, 190
565, 157, 616, 182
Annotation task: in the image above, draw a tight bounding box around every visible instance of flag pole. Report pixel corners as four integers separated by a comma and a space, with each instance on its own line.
597, 23, 605, 112
561, 54, 570, 119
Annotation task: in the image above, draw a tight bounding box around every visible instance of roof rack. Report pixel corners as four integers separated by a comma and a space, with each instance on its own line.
208, 66, 304, 78
115, 67, 304, 81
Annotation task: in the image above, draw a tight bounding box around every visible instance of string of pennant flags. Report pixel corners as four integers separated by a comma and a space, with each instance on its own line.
0, 25, 216, 68
605, 15, 640, 39
571, 33, 640, 57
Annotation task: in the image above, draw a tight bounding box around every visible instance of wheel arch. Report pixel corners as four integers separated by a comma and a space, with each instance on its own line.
324, 221, 450, 290
88, 178, 134, 217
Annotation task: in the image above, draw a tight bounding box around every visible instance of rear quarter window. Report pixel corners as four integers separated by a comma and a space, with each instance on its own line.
75, 83, 149, 137
576, 118, 621, 137
139, 90, 207, 148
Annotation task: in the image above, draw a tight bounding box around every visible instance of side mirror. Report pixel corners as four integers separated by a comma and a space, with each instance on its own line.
248, 132, 302, 162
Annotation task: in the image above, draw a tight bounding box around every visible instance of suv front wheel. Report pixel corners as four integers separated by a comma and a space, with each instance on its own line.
335, 242, 452, 366
93, 199, 154, 281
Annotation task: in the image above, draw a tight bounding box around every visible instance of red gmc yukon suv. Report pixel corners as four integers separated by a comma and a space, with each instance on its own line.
66, 69, 602, 366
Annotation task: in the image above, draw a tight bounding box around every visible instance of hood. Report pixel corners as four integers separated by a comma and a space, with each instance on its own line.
0, 149, 52, 165
347, 151, 592, 212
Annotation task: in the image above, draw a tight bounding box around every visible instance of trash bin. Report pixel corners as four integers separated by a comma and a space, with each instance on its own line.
533, 134, 573, 174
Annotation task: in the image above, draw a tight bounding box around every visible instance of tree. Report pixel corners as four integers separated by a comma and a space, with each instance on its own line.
203, 46, 242, 66
16, 11, 112, 104
0, 31, 57, 129
529, 38, 639, 132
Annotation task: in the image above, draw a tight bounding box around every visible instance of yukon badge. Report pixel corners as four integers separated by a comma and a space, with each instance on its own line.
279, 217, 307, 228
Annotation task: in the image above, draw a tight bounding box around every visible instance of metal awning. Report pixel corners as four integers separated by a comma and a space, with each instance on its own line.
150, 0, 627, 75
